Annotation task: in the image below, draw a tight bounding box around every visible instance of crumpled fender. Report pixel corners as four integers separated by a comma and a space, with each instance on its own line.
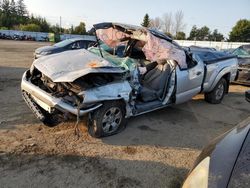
79, 81, 132, 104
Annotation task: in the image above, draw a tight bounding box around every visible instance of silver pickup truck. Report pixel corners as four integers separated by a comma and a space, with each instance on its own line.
21, 23, 238, 137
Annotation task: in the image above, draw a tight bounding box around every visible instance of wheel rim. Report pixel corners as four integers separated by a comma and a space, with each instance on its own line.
102, 107, 122, 134
215, 83, 224, 100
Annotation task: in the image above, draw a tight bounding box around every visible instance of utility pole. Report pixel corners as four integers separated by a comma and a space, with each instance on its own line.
60, 16, 62, 34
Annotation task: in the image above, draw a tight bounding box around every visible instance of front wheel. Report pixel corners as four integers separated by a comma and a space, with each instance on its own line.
204, 78, 227, 104
88, 101, 127, 138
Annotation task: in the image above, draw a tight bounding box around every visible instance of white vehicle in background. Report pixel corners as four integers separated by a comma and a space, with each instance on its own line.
21, 23, 238, 137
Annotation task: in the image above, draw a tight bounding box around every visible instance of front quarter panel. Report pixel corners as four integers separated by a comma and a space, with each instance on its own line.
80, 81, 132, 104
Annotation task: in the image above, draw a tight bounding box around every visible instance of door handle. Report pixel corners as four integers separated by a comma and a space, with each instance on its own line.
196, 71, 202, 76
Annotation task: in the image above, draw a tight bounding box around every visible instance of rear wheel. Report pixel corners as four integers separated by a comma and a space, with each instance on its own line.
204, 78, 227, 104
88, 101, 126, 138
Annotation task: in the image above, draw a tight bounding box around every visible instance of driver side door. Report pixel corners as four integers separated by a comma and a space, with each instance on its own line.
175, 55, 205, 104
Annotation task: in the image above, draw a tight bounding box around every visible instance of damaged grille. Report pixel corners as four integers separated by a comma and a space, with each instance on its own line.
29, 68, 126, 106
30, 68, 82, 106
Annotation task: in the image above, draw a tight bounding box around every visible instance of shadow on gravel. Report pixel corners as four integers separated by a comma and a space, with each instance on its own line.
0, 66, 37, 129
0, 66, 27, 80
0, 66, 25, 92
102, 89, 250, 150
0, 152, 188, 188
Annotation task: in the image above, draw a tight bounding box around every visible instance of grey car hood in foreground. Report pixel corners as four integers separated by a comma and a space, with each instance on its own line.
33, 49, 126, 82
194, 117, 250, 188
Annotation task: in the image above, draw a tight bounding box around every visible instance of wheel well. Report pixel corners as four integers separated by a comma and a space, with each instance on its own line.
88, 99, 127, 119
114, 99, 130, 117
222, 73, 230, 93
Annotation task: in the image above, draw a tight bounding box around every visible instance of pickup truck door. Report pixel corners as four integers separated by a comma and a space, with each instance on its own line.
175, 55, 205, 104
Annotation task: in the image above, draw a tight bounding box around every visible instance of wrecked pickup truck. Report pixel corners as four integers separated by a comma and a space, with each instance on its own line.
21, 23, 238, 137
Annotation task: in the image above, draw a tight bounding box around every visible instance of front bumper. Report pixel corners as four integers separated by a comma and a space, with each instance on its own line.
21, 70, 102, 116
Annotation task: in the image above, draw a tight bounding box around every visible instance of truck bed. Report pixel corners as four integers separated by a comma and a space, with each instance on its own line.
190, 48, 236, 64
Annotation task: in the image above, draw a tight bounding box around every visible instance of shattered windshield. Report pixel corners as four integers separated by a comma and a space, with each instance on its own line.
88, 46, 137, 71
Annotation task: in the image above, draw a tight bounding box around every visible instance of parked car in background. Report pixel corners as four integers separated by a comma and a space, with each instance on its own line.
21, 22, 238, 138
232, 45, 250, 85
0, 33, 12, 40
182, 90, 250, 188
34, 37, 96, 59
37, 36, 49, 42
13, 34, 27, 41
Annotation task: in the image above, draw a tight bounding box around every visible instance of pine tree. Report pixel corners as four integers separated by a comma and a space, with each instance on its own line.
1, 0, 11, 28
16, 0, 27, 17
10, 0, 17, 26
141, 13, 150, 28
10, 0, 16, 14
73, 22, 86, 35
1, 0, 10, 13
229, 19, 250, 42
0, 1, 2, 27
16, 0, 28, 24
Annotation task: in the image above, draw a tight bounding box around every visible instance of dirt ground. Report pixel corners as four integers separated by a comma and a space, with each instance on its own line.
0, 40, 249, 188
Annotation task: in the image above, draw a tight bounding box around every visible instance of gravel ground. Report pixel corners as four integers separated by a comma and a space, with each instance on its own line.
0, 40, 249, 188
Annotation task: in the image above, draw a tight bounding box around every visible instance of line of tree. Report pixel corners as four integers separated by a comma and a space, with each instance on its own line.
142, 13, 250, 42
229, 19, 250, 42
188, 26, 224, 41
0, 0, 87, 34
1, 0, 249, 41
142, 11, 187, 40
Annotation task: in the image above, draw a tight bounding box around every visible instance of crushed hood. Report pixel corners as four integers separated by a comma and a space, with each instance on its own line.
33, 49, 126, 82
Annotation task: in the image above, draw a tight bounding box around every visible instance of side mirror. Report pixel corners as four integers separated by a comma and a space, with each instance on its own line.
245, 90, 250, 103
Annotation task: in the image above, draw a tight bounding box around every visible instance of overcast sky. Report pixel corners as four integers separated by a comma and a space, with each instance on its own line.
25, 0, 250, 37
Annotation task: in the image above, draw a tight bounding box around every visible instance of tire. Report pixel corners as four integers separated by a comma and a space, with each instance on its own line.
88, 101, 127, 138
40, 108, 63, 127
42, 112, 63, 127
205, 78, 227, 104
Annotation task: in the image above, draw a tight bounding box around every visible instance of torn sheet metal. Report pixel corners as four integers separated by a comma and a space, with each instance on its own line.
142, 32, 187, 69
95, 23, 187, 69
33, 49, 126, 82
96, 27, 130, 48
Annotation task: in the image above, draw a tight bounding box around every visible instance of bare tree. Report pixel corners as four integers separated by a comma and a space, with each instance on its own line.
149, 17, 162, 30
173, 10, 186, 36
149, 10, 186, 37
161, 12, 173, 35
